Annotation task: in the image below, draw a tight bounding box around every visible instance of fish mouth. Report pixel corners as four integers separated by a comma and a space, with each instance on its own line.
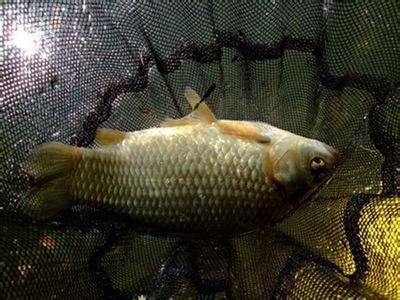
326, 145, 341, 167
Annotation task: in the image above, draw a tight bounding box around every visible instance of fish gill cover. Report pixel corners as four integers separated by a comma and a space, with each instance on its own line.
1, 1, 399, 299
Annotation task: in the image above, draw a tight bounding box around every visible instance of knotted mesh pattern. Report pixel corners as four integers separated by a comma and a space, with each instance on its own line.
1, 1, 399, 298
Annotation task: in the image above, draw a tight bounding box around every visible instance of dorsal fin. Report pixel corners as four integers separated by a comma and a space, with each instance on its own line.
95, 128, 126, 145
162, 87, 217, 127
215, 121, 271, 144
184, 87, 217, 123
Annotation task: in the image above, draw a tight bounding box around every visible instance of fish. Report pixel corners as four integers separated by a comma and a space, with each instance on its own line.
22, 87, 340, 234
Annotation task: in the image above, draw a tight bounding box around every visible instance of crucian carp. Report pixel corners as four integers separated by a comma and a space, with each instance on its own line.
22, 87, 340, 234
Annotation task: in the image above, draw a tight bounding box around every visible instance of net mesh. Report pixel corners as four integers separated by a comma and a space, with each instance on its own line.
1, 1, 399, 299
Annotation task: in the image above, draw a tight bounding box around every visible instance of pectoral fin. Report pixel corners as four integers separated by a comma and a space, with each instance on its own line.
162, 87, 217, 127
95, 128, 127, 145
215, 121, 271, 144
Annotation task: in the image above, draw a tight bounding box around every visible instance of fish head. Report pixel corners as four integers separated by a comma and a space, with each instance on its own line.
265, 132, 341, 200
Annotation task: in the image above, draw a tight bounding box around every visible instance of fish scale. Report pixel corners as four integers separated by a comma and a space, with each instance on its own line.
70, 125, 275, 232
23, 88, 340, 234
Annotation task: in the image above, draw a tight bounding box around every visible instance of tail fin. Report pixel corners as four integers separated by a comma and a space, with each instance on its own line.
21, 142, 80, 220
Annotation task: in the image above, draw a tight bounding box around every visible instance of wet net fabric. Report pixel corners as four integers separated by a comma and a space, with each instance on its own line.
1, 1, 399, 299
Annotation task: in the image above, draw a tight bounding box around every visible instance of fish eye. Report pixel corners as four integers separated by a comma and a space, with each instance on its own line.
310, 157, 325, 170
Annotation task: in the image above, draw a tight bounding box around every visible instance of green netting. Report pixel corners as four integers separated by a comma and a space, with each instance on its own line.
1, 1, 399, 299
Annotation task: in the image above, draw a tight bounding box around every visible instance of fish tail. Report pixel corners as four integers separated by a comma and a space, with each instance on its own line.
21, 142, 81, 219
